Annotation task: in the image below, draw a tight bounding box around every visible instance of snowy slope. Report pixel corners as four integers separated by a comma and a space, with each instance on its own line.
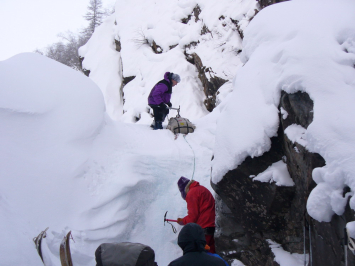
1, 0, 259, 264
0, 53, 219, 265
4, 0, 355, 265
80, 0, 258, 122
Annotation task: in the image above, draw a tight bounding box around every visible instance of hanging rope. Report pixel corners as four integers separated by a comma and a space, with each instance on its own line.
309, 220, 312, 266
347, 227, 355, 253
344, 228, 349, 266
183, 135, 195, 180
303, 171, 312, 266
303, 220, 307, 266
303, 212, 312, 266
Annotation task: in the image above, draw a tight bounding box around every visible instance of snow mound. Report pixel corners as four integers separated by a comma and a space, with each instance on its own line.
0, 53, 105, 265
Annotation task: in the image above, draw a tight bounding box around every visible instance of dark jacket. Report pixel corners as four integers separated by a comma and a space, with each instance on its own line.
168, 223, 225, 266
182, 181, 215, 229
95, 242, 157, 266
148, 72, 172, 105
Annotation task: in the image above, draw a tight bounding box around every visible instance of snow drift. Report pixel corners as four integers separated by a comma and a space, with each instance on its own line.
0, 52, 218, 265
0, 53, 105, 265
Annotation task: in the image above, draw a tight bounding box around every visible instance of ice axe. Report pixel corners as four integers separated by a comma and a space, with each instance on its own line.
169, 105, 181, 118
164, 211, 177, 233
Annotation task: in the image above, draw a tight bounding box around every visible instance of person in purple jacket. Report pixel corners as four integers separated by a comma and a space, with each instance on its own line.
148, 72, 181, 130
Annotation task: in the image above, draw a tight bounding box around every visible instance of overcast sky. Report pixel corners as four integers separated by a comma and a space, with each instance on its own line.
0, 0, 116, 61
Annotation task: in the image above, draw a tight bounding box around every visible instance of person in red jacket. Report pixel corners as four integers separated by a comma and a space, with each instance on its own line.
176, 176, 216, 253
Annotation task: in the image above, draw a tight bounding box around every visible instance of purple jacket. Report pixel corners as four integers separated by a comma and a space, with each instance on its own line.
148, 72, 172, 105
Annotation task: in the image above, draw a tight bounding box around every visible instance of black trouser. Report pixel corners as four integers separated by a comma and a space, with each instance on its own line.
150, 104, 169, 122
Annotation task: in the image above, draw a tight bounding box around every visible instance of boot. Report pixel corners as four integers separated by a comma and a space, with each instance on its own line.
154, 121, 163, 130
150, 119, 155, 129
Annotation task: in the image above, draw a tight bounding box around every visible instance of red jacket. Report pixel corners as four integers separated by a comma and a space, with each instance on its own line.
182, 181, 215, 228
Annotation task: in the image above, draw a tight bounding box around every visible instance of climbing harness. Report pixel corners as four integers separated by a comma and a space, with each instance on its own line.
164, 211, 177, 234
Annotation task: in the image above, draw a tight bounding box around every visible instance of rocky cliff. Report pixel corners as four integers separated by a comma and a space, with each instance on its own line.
212, 91, 355, 266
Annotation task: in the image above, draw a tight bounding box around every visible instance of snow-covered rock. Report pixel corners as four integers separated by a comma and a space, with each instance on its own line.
212, 0, 355, 265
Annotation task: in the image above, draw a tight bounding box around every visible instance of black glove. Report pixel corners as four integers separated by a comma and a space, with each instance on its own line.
159, 102, 168, 109
167, 102, 172, 108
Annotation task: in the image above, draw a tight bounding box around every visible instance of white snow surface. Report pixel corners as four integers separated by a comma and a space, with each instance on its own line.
3, 0, 355, 265
280, 107, 288, 119
0, 53, 105, 265
252, 160, 294, 187
0, 53, 218, 265
212, 0, 355, 223
268, 240, 308, 266
284, 124, 307, 147
79, 15, 123, 121
79, 0, 258, 121
231, 259, 246, 266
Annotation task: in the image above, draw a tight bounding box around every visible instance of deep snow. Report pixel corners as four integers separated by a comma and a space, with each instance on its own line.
2, 0, 355, 265
0, 53, 218, 265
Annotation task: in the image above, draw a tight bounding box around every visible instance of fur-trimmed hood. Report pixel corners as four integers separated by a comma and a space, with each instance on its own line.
184, 180, 196, 196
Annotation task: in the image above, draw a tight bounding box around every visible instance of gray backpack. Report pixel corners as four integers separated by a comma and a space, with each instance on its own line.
167, 117, 196, 134
95, 242, 157, 266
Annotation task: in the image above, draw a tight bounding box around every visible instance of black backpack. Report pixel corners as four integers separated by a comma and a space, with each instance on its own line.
95, 242, 157, 266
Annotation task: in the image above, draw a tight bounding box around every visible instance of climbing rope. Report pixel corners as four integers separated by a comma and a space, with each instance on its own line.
345, 228, 349, 266
309, 221, 312, 266
183, 134, 195, 180
347, 227, 355, 253
303, 223, 306, 266
303, 213, 313, 266
341, 226, 355, 266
